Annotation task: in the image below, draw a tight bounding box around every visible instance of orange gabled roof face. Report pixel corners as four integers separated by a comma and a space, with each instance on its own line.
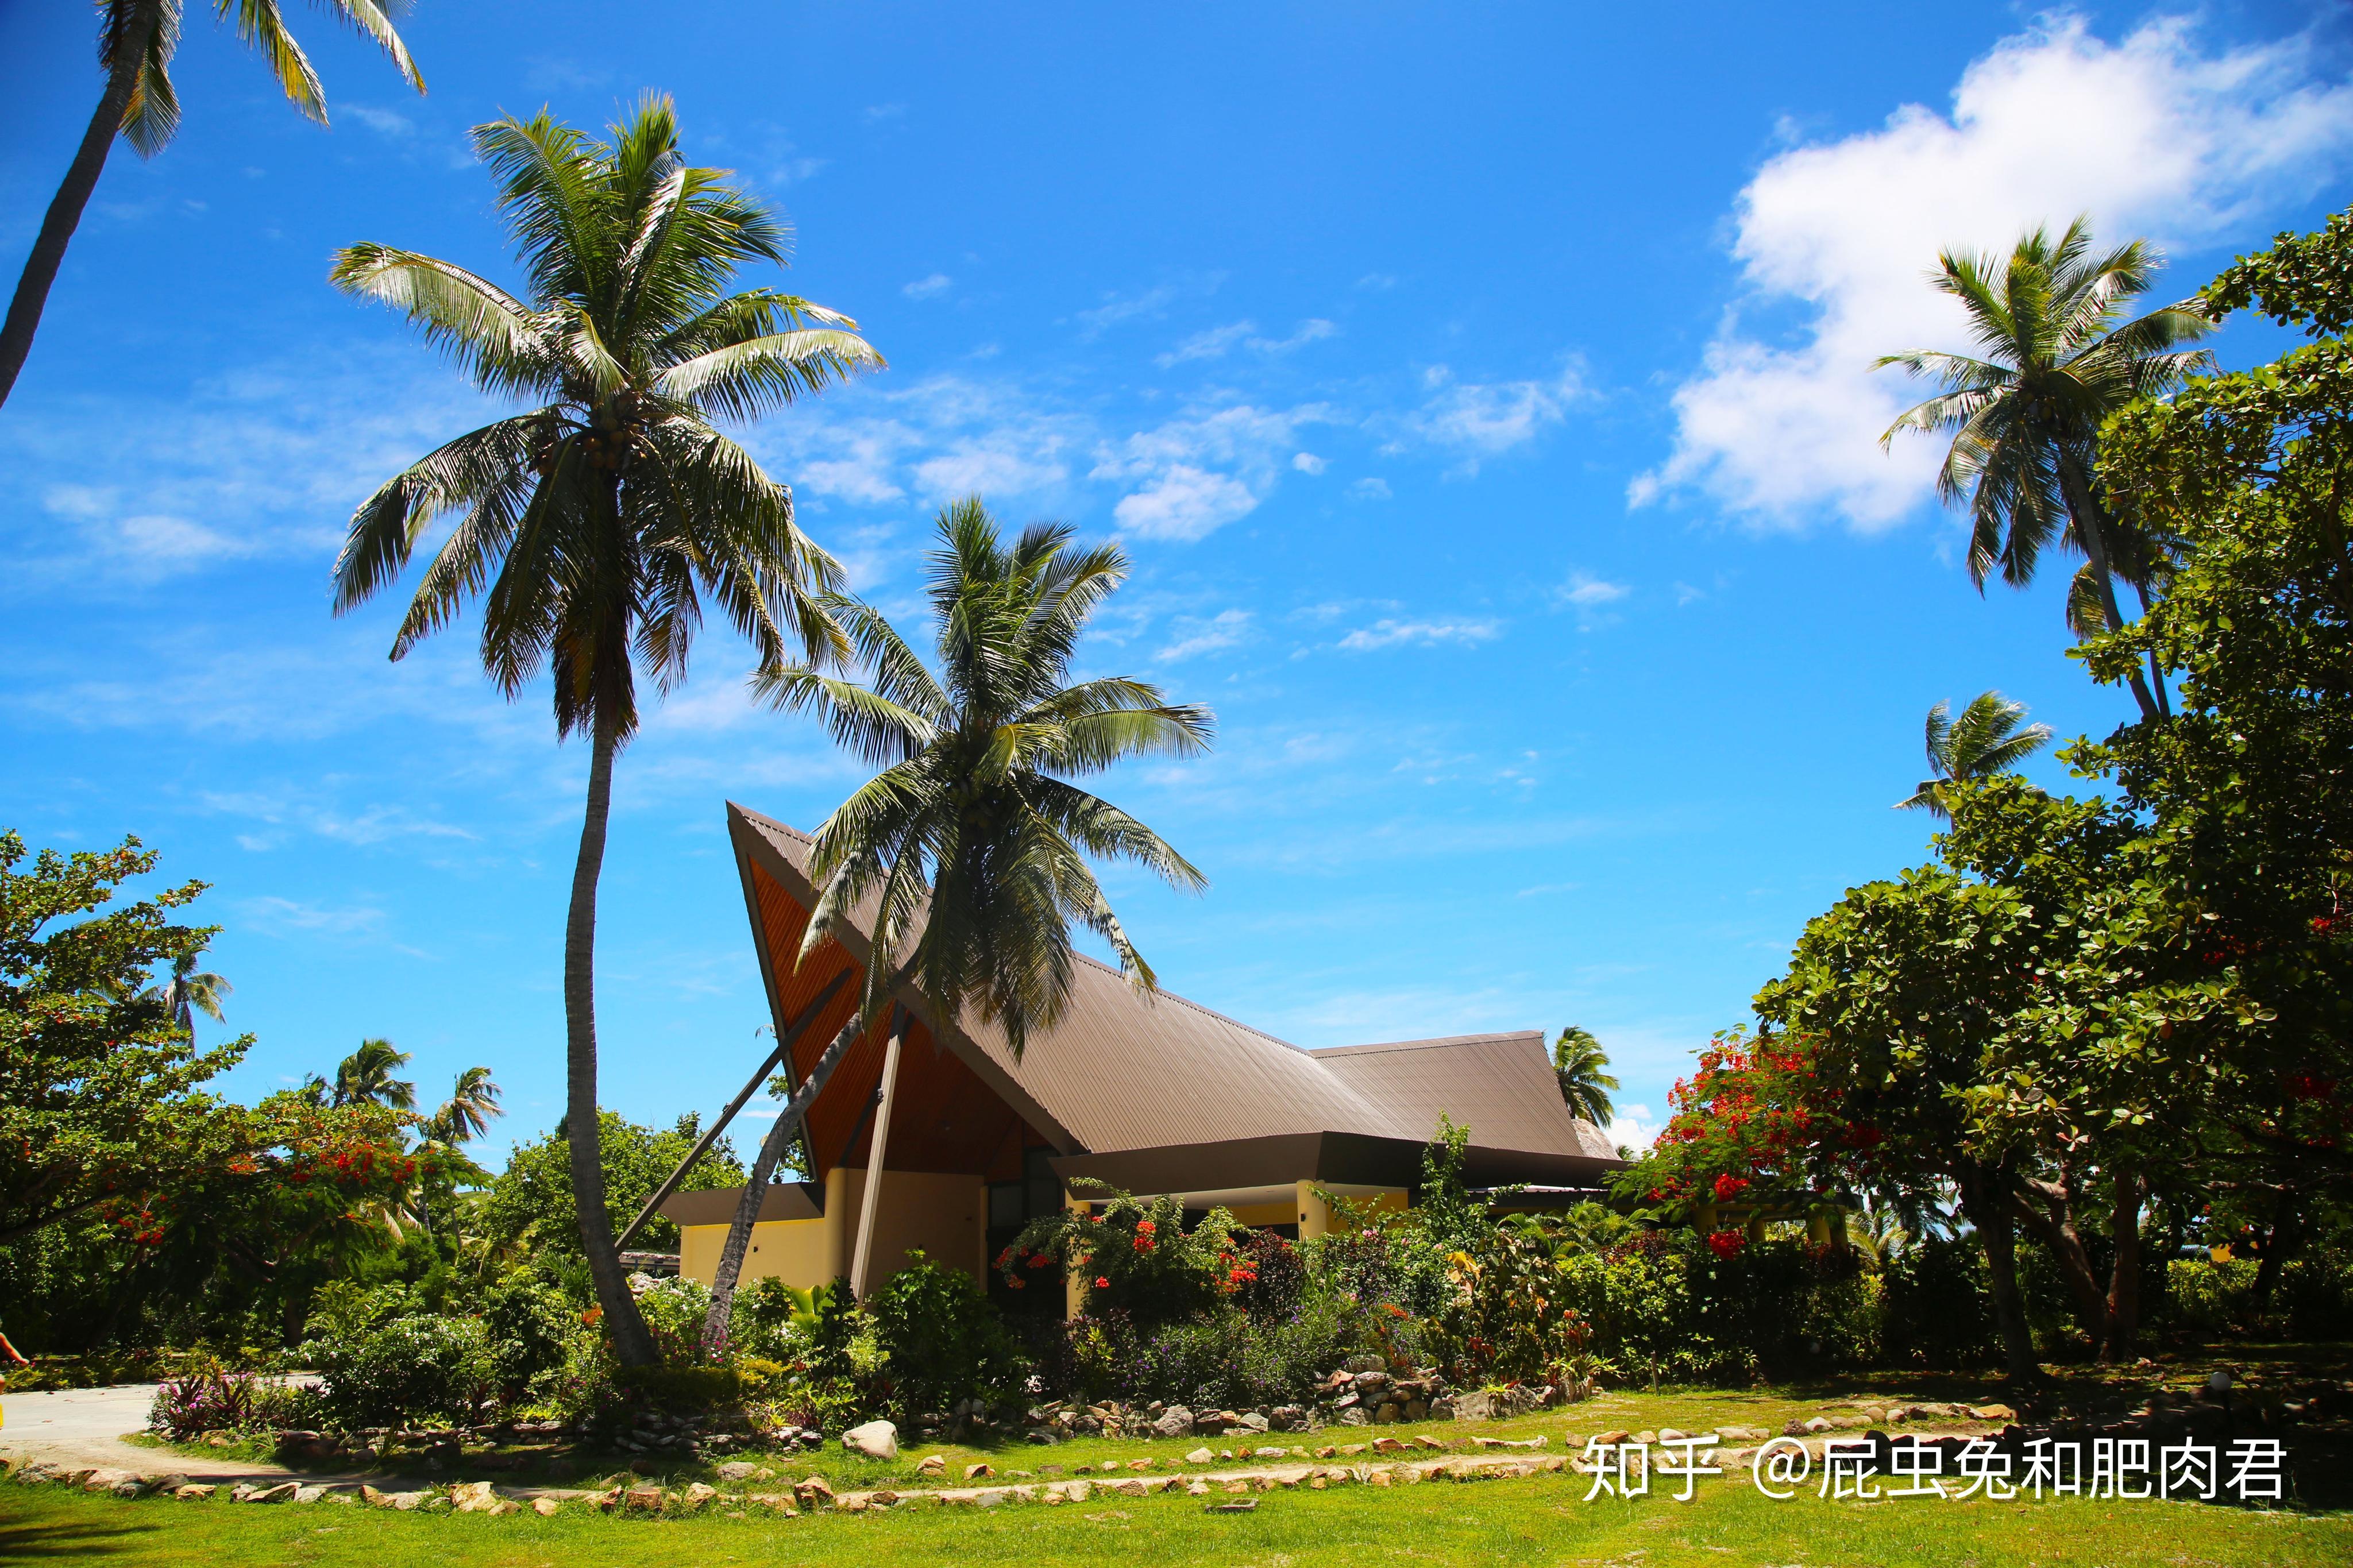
729, 802, 1611, 1168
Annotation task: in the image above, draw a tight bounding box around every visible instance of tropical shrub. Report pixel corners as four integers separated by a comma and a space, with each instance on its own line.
1424, 1218, 1590, 1389
2167, 1258, 2262, 1333
480, 1272, 579, 1408
308, 1310, 493, 1430
147, 1366, 318, 1440
865, 1252, 1029, 1418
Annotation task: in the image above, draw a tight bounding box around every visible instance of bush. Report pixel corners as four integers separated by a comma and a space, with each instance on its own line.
2168, 1258, 2262, 1333
2283, 1251, 2353, 1339
632, 1277, 721, 1365
865, 1253, 1028, 1418
481, 1273, 579, 1408
307, 1311, 493, 1430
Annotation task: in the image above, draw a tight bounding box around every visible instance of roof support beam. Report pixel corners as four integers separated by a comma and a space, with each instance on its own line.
849, 1006, 909, 1299
615, 970, 848, 1251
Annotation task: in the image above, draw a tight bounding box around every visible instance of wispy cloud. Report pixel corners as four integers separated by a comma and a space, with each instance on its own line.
1336, 617, 1503, 652
901, 273, 952, 300
1556, 571, 1630, 608
1388, 363, 1584, 470
1154, 608, 1253, 662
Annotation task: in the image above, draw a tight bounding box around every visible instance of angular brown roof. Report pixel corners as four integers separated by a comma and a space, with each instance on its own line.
730, 802, 1618, 1181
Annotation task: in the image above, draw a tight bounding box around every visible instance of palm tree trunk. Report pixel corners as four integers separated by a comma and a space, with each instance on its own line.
701, 976, 911, 1345
2131, 581, 2173, 718
2059, 456, 2163, 724
0, 14, 149, 410
565, 719, 656, 1367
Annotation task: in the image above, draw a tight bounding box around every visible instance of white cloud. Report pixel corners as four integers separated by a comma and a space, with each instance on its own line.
1392, 363, 1583, 468
1093, 403, 1328, 542
901, 273, 952, 300
1112, 465, 1257, 541
1077, 285, 1179, 335
1337, 617, 1502, 652
344, 105, 415, 137
1253, 318, 1337, 354
1157, 320, 1257, 366
1291, 451, 1328, 475
1643, 14, 2353, 530
1607, 1103, 1661, 1154
1155, 608, 1253, 662
1347, 477, 1391, 501
1556, 571, 1630, 608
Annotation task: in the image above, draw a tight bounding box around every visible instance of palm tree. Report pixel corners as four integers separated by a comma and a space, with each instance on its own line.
700, 497, 1214, 1343
331, 1038, 415, 1110
1551, 1025, 1618, 1127
428, 1065, 503, 1145
140, 951, 230, 1034
1895, 690, 2054, 818
1876, 218, 2213, 721
1, 0, 425, 408
329, 98, 881, 1366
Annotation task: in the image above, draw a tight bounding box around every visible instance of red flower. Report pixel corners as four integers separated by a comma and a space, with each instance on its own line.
1027, 1252, 1051, 1269
1712, 1173, 1749, 1202
1094, 1276, 1110, 1290
1135, 1219, 1156, 1233
1706, 1230, 1745, 1260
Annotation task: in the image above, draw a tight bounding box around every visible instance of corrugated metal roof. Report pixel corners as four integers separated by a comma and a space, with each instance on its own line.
730, 803, 1615, 1169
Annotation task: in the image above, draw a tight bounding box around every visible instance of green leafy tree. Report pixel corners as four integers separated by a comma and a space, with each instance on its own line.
329, 98, 881, 1365
1895, 690, 2054, 818
703, 497, 1215, 1339
1876, 218, 2213, 720
476, 1110, 743, 1264
2075, 204, 2353, 1269
1550, 1025, 1618, 1127
0, 0, 426, 408
0, 832, 250, 1247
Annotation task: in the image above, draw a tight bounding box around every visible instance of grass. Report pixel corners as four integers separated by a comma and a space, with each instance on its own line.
6, 1459, 2350, 1567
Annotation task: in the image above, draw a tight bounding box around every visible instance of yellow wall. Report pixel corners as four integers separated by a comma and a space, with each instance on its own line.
678, 1216, 831, 1289
1295, 1183, 1407, 1240
678, 1169, 986, 1293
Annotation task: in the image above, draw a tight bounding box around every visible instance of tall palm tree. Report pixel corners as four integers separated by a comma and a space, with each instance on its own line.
332, 1038, 415, 1110
701, 498, 1214, 1342
141, 950, 230, 1033
1552, 1025, 1618, 1128
1876, 218, 2213, 722
1895, 690, 2054, 818
428, 1065, 503, 1144
1, 0, 425, 408
329, 98, 881, 1366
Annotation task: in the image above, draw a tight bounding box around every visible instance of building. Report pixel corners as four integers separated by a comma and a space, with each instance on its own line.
663, 804, 1620, 1312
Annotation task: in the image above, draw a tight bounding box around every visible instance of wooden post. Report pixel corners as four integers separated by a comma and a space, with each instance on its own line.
848, 1007, 908, 1298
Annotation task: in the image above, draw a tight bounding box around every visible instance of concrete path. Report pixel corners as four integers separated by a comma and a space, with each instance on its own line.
0, 1383, 402, 1487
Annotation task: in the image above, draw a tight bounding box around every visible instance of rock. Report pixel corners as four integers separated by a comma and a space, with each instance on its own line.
389, 1492, 427, 1512
1153, 1405, 1195, 1438
249, 1482, 300, 1505
1471, 1435, 1546, 1451
624, 1485, 664, 1511
842, 1420, 899, 1459
533, 1497, 562, 1516
1187, 1480, 1210, 1496
1345, 1354, 1385, 1373
716, 1461, 759, 1482
794, 1476, 835, 1507
964, 1463, 993, 1480
1336, 1407, 1370, 1427
1450, 1389, 1498, 1422
1716, 1425, 1769, 1442
80, 1469, 142, 1494
681, 1482, 717, 1509
1374, 1403, 1402, 1424
1589, 1430, 1632, 1446
173, 1484, 218, 1501
1969, 1404, 2018, 1422
293, 1486, 331, 1505
1803, 1416, 1834, 1433
1414, 1435, 1448, 1450
1186, 1447, 1214, 1465
1372, 1436, 1404, 1453
1253, 1447, 1287, 1460
1428, 1398, 1456, 1419
916, 1454, 947, 1475
452, 1481, 497, 1511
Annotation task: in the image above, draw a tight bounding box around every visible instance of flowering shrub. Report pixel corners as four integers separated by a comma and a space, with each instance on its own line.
998, 1185, 1241, 1326
1424, 1219, 1590, 1389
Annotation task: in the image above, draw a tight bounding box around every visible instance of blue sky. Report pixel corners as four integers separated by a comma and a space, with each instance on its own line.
5, 3, 2350, 1163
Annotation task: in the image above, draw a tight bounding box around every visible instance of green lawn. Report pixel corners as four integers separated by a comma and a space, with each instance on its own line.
7, 1461, 2350, 1567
